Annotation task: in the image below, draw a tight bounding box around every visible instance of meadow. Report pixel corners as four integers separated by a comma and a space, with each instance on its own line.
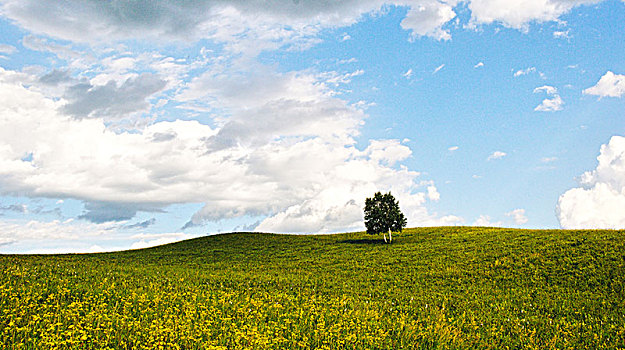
1, 227, 624, 349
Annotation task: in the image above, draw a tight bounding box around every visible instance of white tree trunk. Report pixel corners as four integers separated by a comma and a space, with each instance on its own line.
388, 229, 392, 243
383, 232, 387, 243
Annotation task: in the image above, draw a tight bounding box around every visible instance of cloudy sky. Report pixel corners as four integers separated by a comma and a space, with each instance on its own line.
0, 0, 624, 253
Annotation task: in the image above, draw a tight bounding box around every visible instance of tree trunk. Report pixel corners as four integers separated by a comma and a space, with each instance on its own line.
388, 229, 392, 243
383, 232, 387, 243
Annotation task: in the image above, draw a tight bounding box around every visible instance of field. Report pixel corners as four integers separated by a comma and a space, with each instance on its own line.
1, 227, 624, 349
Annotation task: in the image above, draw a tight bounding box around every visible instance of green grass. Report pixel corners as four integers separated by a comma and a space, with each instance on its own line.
1, 227, 624, 349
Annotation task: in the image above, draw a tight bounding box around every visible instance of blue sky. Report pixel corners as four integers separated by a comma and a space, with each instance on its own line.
1, 0, 625, 253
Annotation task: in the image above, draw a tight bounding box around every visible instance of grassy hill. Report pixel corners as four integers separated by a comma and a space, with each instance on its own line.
1, 227, 624, 349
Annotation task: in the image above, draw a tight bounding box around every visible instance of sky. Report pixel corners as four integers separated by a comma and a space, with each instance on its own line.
1, 0, 625, 253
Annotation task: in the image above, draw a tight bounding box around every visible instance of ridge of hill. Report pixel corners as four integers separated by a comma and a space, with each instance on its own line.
1, 227, 624, 348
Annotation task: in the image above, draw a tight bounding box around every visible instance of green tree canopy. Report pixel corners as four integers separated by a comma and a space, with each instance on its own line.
363, 191, 406, 243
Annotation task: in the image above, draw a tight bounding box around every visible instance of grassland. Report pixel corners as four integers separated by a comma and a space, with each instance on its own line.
1, 227, 624, 349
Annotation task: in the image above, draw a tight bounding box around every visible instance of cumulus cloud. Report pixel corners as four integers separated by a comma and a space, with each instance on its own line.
505, 208, 528, 225
400, 0, 456, 41
473, 215, 502, 227
0, 218, 113, 251
468, 0, 601, 30
558, 136, 625, 229
0, 0, 460, 50
583, 71, 625, 98
39, 69, 73, 86
534, 95, 564, 112
3, 0, 601, 244
426, 185, 440, 201
177, 64, 365, 150
187, 138, 456, 233
62, 73, 167, 119
487, 151, 506, 161
533, 85, 557, 95
0, 217, 197, 253
533, 85, 563, 112
366, 139, 413, 165
0, 0, 606, 57
0, 66, 455, 233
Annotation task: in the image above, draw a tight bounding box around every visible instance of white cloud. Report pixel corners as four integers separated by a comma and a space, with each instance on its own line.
400, 0, 456, 41
448, 146, 459, 151
534, 95, 564, 112
1, 0, 462, 53
17, 245, 108, 255
541, 157, 557, 163
553, 30, 570, 39
129, 232, 200, 250
22, 35, 93, 69
366, 139, 413, 165
505, 208, 528, 225
514, 67, 536, 77
533, 85, 563, 112
403, 68, 413, 79
487, 151, 507, 161
433, 64, 445, 74
468, 0, 601, 30
558, 136, 625, 229
427, 185, 440, 201
3, 0, 606, 244
0, 66, 454, 233
0, 44, 17, 54
473, 215, 502, 227
0, 218, 113, 250
583, 71, 625, 98
0, 0, 610, 58
474, 62, 484, 68
177, 64, 366, 149
0, 217, 199, 253
533, 85, 557, 95
321, 69, 365, 86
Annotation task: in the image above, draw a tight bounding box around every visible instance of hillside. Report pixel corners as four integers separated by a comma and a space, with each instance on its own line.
1, 227, 624, 349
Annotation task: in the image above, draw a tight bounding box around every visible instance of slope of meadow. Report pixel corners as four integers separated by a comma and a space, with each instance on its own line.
1, 227, 624, 349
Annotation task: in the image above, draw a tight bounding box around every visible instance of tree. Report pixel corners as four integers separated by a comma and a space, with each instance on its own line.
363, 191, 407, 243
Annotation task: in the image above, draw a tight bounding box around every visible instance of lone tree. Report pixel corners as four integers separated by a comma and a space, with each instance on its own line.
364, 191, 407, 243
